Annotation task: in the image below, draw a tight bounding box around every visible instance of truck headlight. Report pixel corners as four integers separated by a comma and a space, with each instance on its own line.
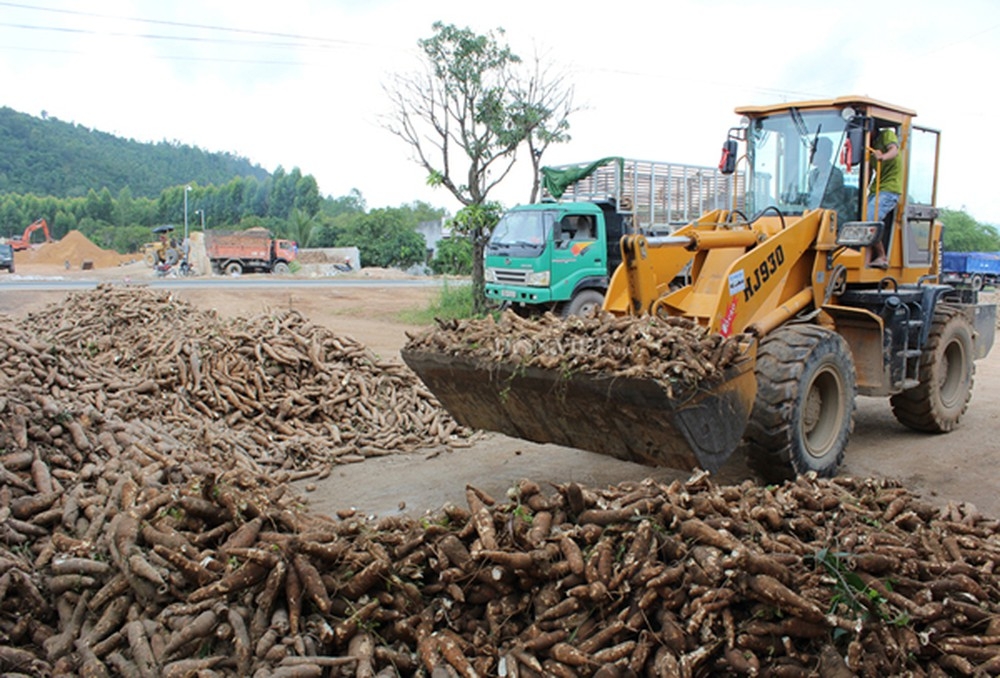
526, 270, 550, 287
484, 267, 497, 283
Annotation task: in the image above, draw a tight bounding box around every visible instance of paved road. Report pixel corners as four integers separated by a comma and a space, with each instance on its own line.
0, 276, 451, 291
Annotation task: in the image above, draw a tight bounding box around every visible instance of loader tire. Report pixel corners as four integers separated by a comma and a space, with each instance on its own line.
745, 325, 856, 483
890, 308, 974, 433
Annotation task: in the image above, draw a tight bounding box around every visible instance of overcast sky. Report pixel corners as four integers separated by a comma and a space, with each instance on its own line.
2, 0, 998, 224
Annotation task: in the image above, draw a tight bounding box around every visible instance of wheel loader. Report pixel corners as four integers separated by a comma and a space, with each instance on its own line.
402, 96, 997, 480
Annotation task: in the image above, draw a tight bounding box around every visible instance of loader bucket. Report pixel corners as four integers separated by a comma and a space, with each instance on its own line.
401, 345, 757, 472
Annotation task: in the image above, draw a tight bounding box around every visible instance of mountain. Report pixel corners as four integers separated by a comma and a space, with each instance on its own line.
0, 106, 270, 198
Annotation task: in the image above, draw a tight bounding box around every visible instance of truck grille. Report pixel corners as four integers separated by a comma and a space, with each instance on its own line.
493, 269, 528, 284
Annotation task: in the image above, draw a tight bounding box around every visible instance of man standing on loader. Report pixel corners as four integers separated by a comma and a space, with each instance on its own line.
866, 127, 901, 268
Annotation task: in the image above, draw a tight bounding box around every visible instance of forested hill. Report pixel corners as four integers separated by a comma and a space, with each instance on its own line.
0, 106, 270, 198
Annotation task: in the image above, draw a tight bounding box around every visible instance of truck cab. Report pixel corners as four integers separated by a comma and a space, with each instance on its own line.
485, 158, 742, 316
484, 201, 625, 317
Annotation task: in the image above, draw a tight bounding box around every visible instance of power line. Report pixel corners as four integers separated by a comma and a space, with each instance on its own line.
1, 43, 310, 66
0, 20, 342, 50
0, 1, 371, 47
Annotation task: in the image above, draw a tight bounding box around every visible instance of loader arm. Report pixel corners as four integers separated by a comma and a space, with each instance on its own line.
606, 210, 827, 338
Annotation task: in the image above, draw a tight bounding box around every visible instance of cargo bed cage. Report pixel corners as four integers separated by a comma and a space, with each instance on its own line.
541, 159, 747, 234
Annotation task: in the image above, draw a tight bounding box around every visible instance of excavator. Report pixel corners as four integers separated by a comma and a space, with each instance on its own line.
9, 218, 53, 251
402, 96, 997, 481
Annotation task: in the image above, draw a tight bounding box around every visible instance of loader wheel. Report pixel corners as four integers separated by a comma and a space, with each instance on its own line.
562, 290, 604, 318
745, 325, 856, 483
890, 308, 974, 433
143, 251, 156, 267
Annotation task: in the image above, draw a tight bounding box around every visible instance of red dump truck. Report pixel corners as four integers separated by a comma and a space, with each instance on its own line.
204, 228, 297, 275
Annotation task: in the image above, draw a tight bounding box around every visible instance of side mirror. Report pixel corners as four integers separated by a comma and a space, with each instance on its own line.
837, 220, 884, 248
841, 118, 869, 171
719, 139, 738, 175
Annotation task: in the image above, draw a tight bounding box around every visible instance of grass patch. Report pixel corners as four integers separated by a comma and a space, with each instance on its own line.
400, 281, 476, 325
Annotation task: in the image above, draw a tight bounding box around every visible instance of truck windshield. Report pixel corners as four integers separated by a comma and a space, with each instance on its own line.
747, 109, 859, 223
488, 211, 554, 254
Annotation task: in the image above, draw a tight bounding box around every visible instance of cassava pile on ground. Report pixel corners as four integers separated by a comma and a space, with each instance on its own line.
15, 284, 466, 468
405, 310, 748, 395
2, 421, 999, 678
2, 285, 999, 677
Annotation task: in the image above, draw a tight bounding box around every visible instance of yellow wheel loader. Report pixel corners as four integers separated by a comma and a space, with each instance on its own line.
403, 96, 996, 481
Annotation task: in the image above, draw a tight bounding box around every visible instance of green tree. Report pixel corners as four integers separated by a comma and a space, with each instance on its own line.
339, 207, 426, 268
384, 22, 575, 312
284, 208, 318, 247
449, 202, 503, 302
294, 173, 321, 217
430, 235, 473, 275
941, 208, 1000, 252
321, 189, 367, 219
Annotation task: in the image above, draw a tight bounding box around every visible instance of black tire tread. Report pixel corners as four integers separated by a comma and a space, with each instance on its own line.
889, 307, 974, 432
745, 324, 856, 483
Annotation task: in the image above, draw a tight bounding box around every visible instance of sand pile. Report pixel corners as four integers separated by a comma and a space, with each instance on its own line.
20, 229, 130, 268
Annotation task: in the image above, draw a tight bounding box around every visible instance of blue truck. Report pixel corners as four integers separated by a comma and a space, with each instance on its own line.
941, 251, 1000, 290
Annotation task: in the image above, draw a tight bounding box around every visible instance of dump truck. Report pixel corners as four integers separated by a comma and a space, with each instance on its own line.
403, 95, 997, 481
941, 251, 1000, 290
204, 228, 297, 275
485, 158, 744, 317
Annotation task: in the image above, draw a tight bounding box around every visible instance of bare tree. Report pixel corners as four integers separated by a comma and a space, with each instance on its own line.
383, 22, 577, 312
509, 53, 580, 203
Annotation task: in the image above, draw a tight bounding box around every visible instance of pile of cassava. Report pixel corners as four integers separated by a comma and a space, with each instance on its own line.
1, 286, 999, 677
405, 311, 748, 396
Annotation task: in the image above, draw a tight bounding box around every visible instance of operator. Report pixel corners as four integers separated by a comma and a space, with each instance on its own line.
808, 137, 846, 215
866, 127, 901, 268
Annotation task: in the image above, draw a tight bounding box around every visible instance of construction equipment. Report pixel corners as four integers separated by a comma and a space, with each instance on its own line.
9, 218, 53, 251
403, 96, 997, 481
485, 158, 743, 317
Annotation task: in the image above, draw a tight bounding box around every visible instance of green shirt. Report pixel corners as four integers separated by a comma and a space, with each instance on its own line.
871, 128, 902, 195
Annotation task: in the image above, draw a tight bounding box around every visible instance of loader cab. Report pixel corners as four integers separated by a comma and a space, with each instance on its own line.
742, 107, 861, 226
735, 97, 941, 281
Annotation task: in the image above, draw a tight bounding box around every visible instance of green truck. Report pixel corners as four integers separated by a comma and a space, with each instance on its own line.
484, 157, 744, 317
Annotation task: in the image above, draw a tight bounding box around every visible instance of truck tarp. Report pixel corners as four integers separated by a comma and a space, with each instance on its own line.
541, 157, 622, 199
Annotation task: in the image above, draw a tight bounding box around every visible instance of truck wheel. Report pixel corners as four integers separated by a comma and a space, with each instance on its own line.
745, 325, 856, 483
272, 262, 290, 275
890, 308, 974, 433
225, 262, 243, 276
970, 274, 983, 291
562, 290, 604, 318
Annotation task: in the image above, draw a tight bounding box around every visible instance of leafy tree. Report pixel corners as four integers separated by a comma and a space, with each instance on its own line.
384, 22, 575, 312
430, 235, 473, 275
338, 207, 427, 268
941, 208, 1000, 252
294, 173, 321, 217
284, 208, 318, 247
322, 189, 367, 218
449, 202, 503, 303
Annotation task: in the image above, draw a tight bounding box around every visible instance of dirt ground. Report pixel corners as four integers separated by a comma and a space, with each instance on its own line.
5, 260, 999, 520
